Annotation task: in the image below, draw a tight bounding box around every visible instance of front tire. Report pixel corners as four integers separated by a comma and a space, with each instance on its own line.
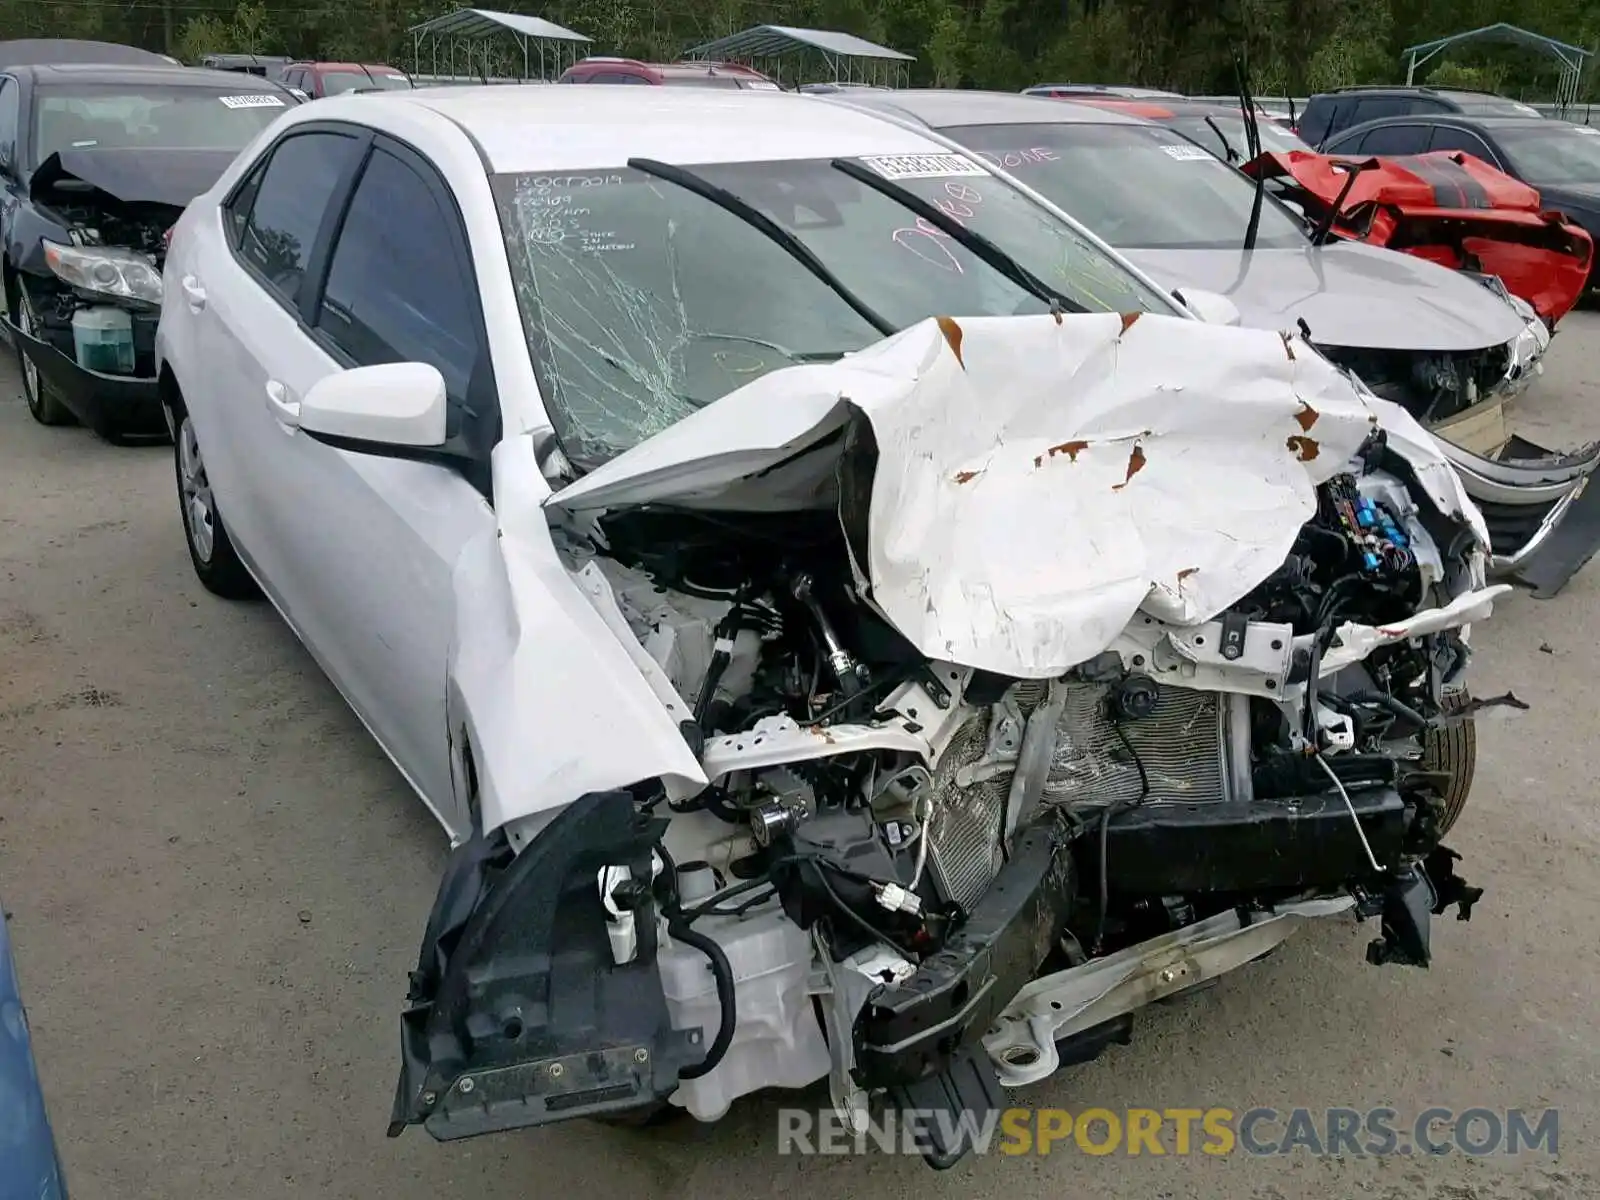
10, 277, 74, 427
174, 406, 259, 600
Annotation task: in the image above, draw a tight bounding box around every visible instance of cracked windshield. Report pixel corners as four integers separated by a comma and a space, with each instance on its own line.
491, 156, 1172, 467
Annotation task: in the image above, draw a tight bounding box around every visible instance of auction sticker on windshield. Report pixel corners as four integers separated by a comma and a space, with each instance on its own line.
1161, 143, 1214, 161
859, 153, 987, 179
219, 94, 285, 109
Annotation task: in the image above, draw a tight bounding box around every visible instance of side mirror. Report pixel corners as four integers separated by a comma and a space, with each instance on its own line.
287, 87, 310, 102
299, 362, 447, 449
1177, 287, 1242, 326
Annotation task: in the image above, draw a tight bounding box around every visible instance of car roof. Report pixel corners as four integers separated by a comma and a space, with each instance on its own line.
19, 62, 286, 89
298, 62, 400, 72
822, 88, 1150, 128
378, 86, 961, 171
0, 38, 176, 70
1326, 111, 1551, 143
1025, 84, 1183, 98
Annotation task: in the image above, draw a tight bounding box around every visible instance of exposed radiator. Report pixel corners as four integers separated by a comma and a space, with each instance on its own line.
926, 712, 1009, 911
925, 682, 1236, 910
1043, 682, 1229, 809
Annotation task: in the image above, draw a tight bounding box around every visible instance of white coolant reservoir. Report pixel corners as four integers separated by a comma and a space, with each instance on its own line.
658, 902, 830, 1121
71, 306, 136, 375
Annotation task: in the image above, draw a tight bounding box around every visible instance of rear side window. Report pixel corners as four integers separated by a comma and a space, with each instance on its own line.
1350, 97, 1413, 126
230, 131, 360, 306
1355, 124, 1432, 155
1298, 97, 1338, 145
314, 146, 486, 430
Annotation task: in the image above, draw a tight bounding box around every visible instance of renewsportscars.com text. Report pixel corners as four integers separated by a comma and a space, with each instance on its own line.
777, 1106, 1560, 1158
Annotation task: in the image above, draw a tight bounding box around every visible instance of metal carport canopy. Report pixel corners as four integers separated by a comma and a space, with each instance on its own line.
1401, 22, 1593, 106
408, 7, 590, 42
408, 8, 591, 82
683, 25, 914, 63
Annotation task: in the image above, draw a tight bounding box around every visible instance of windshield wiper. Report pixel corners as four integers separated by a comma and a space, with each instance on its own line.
626, 157, 894, 337
1310, 160, 1372, 246
830, 157, 1090, 315
1205, 115, 1241, 164
1234, 54, 1267, 252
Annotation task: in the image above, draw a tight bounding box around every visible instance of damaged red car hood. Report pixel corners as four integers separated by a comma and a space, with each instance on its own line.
1244, 149, 1594, 324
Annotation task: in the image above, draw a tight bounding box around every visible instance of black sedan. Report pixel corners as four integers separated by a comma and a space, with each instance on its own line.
1321, 113, 1600, 291
1, 49, 297, 440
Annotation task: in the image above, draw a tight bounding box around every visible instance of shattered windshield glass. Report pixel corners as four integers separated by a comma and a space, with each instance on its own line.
941, 123, 1310, 251
492, 157, 1173, 467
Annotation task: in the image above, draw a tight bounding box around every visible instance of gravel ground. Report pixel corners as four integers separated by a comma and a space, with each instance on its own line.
2, 320, 1598, 1200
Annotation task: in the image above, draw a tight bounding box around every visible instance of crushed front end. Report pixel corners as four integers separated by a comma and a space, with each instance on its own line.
6, 154, 177, 437
388, 313, 1503, 1167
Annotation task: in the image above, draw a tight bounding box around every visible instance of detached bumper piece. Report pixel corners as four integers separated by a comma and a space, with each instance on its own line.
863, 820, 1073, 1168
1360, 846, 1484, 968
1438, 434, 1600, 597
388, 792, 702, 1141
4, 312, 162, 434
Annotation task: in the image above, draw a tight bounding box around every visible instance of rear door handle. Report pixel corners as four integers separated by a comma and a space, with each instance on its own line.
180, 275, 206, 311
264, 379, 301, 429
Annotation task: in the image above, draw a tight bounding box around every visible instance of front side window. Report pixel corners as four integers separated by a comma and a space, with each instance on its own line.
491, 156, 1174, 468
316, 147, 482, 422
30, 85, 288, 165
941, 122, 1309, 251
234, 131, 360, 304
1427, 126, 1497, 161
0, 77, 18, 172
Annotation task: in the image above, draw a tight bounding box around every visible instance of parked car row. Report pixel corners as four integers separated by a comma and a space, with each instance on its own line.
825, 88, 1600, 594
0, 42, 1570, 1179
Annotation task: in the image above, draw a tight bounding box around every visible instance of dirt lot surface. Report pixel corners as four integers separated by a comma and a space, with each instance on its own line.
2, 320, 1598, 1200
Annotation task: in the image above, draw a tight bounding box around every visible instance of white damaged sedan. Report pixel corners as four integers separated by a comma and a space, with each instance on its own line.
156, 86, 1500, 1167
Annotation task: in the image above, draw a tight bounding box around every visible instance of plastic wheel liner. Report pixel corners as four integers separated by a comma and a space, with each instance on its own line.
390, 791, 704, 1137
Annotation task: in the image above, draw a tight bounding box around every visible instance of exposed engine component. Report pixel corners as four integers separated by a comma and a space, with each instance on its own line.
1317, 343, 1511, 424
61, 207, 172, 265
517, 445, 1488, 1154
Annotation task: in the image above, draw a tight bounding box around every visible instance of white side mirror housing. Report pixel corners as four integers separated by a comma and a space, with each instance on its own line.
1178, 287, 1242, 326
299, 362, 448, 448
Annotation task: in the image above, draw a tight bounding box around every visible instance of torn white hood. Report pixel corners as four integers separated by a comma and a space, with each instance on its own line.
550, 312, 1485, 679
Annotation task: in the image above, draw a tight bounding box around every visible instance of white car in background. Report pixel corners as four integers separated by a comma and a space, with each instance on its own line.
155, 86, 1500, 1169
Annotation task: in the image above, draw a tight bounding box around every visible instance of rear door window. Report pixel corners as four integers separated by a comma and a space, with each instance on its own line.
1350, 97, 1413, 126
229, 131, 362, 308
1297, 97, 1338, 145
1355, 124, 1432, 155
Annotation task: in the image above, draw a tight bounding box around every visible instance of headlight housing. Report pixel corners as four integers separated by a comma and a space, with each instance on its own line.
42, 241, 163, 306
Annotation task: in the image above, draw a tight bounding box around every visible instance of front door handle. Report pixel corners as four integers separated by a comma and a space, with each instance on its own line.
180, 275, 206, 311
264, 379, 301, 429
